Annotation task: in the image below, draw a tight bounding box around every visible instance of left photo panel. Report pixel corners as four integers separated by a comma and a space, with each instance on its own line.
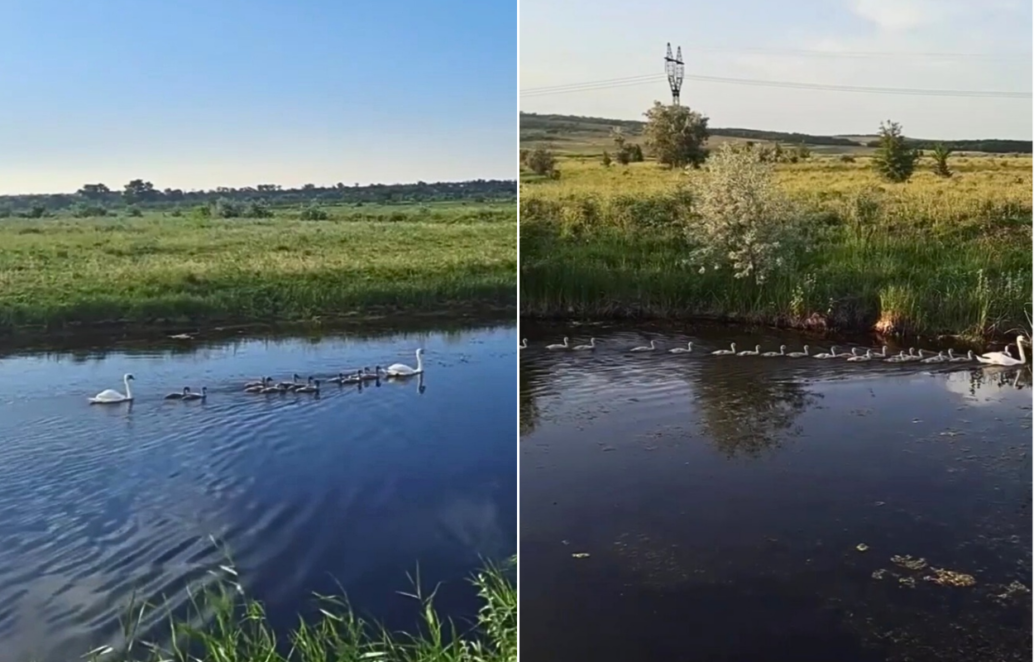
0, 2, 517, 661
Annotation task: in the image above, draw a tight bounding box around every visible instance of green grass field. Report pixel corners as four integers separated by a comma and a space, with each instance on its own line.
70, 560, 515, 662
520, 117, 1032, 340
0, 202, 517, 336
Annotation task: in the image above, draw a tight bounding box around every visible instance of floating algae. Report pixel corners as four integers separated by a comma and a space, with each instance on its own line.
923, 568, 976, 587
890, 555, 928, 571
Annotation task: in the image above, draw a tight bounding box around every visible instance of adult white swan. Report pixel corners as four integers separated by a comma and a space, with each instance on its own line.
811, 346, 838, 359
737, 345, 761, 356
90, 374, 134, 404
668, 342, 693, 354
385, 349, 425, 376
761, 345, 785, 357
711, 343, 737, 356
630, 340, 657, 352
846, 349, 874, 362
786, 345, 810, 358
546, 338, 570, 350
976, 336, 1028, 366
520, 339, 528, 350
573, 338, 599, 351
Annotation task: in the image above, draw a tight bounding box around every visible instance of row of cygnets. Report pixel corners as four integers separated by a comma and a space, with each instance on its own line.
88, 349, 426, 404
520, 337, 1030, 367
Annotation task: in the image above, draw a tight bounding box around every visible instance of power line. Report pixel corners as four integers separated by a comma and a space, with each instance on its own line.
679, 45, 1032, 61
520, 72, 1032, 99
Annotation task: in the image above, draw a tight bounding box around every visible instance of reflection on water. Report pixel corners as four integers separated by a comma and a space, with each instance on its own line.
0, 325, 517, 662
520, 323, 1031, 662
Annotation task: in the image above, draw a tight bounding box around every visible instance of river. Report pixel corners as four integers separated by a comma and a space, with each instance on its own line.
0, 323, 517, 661
520, 321, 1031, 662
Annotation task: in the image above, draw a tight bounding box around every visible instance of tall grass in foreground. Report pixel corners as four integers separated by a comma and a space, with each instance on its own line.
0, 210, 517, 334
520, 157, 1032, 339
77, 560, 516, 662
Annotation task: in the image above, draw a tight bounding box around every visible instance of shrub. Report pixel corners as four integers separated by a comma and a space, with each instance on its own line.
872, 120, 920, 183
300, 205, 330, 220
525, 147, 557, 176
126, 205, 143, 217
691, 143, 801, 284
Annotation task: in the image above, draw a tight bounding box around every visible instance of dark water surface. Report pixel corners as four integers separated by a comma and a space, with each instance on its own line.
0, 324, 517, 661
521, 321, 1031, 662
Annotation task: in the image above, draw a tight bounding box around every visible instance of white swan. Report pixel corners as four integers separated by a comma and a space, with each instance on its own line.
573, 338, 598, 351
183, 387, 207, 401
385, 349, 424, 376
737, 345, 761, 356
668, 342, 693, 354
546, 338, 570, 350
900, 348, 923, 363
520, 338, 528, 350
711, 343, 737, 356
884, 351, 908, 363
920, 351, 947, 364
786, 345, 810, 358
630, 340, 657, 352
760, 345, 785, 357
812, 346, 838, 359
847, 349, 873, 362
90, 374, 134, 404
976, 336, 1027, 366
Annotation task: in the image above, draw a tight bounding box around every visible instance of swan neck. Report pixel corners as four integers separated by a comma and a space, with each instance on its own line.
124, 376, 132, 399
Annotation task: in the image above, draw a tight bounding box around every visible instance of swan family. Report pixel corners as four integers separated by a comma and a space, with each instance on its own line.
521, 336, 1030, 367
88, 349, 426, 405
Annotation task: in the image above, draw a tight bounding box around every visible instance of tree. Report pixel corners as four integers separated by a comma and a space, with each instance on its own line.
122, 179, 158, 203
525, 147, 557, 177
931, 143, 953, 178
601, 151, 612, 167
692, 143, 800, 285
871, 120, 920, 183
77, 183, 110, 199
642, 101, 709, 168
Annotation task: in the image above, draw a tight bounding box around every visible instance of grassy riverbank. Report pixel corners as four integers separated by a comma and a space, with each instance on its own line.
78, 560, 516, 662
520, 155, 1032, 339
0, 202, 516, 336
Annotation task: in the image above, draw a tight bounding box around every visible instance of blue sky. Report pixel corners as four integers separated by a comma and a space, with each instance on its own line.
521, 0, 1032, 140
0, 0, 516, 194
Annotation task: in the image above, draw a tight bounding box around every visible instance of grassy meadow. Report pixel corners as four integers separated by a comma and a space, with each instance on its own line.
520, 118, 1032, 340
71, 560, 516, 662
0, 201, 517, 336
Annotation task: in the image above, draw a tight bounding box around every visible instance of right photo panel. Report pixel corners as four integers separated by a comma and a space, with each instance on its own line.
519, 1, 1033, 660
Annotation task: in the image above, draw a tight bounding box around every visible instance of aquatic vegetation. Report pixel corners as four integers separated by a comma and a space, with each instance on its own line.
924, 568, 976, 588
520, 155, 1032, 338
0, 203, 517, 335
890, 554, 929, 571
76, 559, 516, 662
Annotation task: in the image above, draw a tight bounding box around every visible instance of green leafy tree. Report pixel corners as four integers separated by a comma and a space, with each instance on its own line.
931, 143, 953, 178
642, 101, 710, 168
871, 120, 920, 183
122, 179, 158, 204
77, 183, 110, 199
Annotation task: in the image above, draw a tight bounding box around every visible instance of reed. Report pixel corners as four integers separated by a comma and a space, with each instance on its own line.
520, 156, 1032, 339
72, 559, 516, 662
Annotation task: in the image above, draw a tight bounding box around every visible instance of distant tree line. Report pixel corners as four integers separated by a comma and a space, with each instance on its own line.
0, 179, 517, 217
520, 112, 1033, 154
861, 138, 1032, 154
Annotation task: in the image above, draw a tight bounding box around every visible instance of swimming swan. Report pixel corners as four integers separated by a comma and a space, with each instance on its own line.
546, 338, 570, 350
630, 340, 657, 352
947, 349, 975, 363
245, 377, 271, 393
846, 349, 874, 362
385, 350, 424, 377
884, 351, 908, 363
277, 374, 303, 389
183, 387, 207, 401
976, 336, 1028, 366
737, 345, 761, 356
294, 380, 320, 394
89, 374, 134, 404
520, 339, 528, 350
573, 338, 599, 351
668, 342, 693, 354
786, 345, 810, 358
244, 377, 266, 389
360, 366, 383, 381
760, 345, 785, 357
920, 351, 947, 364
811, 346, 838, 359
165, 387, 191, 400
711, 343, 737, 356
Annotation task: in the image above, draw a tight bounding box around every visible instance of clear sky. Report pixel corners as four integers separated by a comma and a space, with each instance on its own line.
520, 0, 1032, 140
0, 0, 516, 195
